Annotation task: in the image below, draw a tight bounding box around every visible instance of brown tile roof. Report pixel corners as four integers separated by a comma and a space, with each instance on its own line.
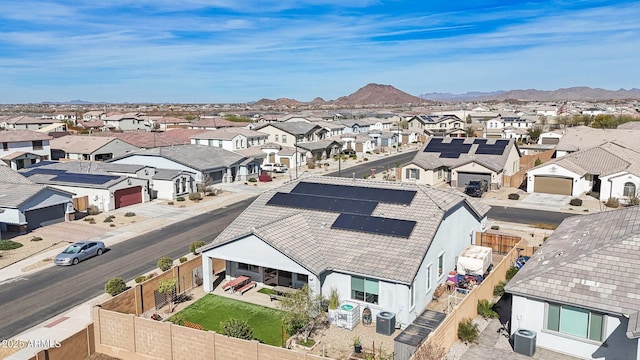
0, 129, 52, 142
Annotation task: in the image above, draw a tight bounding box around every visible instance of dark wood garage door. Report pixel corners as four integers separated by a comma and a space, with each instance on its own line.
25, 204, 66, 231
534, 176, 573, 195
114, 186, 142, 209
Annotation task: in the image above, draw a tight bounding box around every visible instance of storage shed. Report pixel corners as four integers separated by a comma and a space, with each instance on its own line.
456, 245, 492, 276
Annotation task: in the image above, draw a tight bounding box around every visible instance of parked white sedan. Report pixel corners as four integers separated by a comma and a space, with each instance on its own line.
54, 241, 106, 266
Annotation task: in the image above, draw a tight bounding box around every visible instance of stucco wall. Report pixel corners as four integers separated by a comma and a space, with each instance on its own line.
526, 164, 590, 196
511, 295, 638, 359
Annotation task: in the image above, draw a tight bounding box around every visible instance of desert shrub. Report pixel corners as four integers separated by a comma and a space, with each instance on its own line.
179, 256, 187, 263
105, 277, 127, 296
307, 161, 316, 169
146, 273, 157, 280
124, 212, 136, 217
167, 201, 174, 205
457, 318, 479, 344
190, 240, 206, 255
83, 217, 94, 222
363, 157, 369, 161
157, 256, 173, 272
220, 319, 254, 340
477, 299, 499, 318
135, 275, 147, 283
490, 225, 500, 230
494, 281, 506, 296
188, 192, 202, 201
328, 288, 340, 310
248, 177, 257, 182
103, 217, 113, 223
412, 340, 446, 360
506, 267, 519, 281
534, 158, 542, 166
87, 205, 100, 215
569, 198, 583, 206
605, 197, 620, 208
0, 240, 23, 250
31, 236, 43, 242
508, 193, 520, 200
532, 223, 557, 230
176, 197, 185, 202
110, 224, 116, 227
630, 197, 640, 206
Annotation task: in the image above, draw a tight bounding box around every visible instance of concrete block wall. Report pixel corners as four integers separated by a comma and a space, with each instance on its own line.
94, 307, 335, 360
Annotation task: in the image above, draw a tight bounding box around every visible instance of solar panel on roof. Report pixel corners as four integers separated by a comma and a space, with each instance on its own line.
21, 168, 66, 177
267, 192, 378, 214
473, 139, 488, 144
291, 183, 416, 205
439, 152, 460, 158
332, 213, 416, 238
52, 173, 119, 185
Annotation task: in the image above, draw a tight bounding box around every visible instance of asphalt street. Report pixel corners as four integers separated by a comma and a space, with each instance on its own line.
0, 198, 254, 340
0, 151, 577, 340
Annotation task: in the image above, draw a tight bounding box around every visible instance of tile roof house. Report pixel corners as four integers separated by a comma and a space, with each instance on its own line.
86, 130, 196, 148
526, 142, 640, 201
101, 113, 151, 132
50, 135, 140, 161
1, 115, 61, 131
108, 144, 255, 185
0, 130, 53, 170
505, 206, 640, 360
0, 166, 74, 233
200, 176, 489, 328
189, 128, 269, 151
401, 137, 521, 189
406, 114, 465, 137
20, 161, 150, 211
554, 126, 640, 158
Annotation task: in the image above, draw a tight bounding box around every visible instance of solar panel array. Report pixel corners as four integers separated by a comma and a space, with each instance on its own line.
52, 173, 119, 185
267, 192, 378, 215
291, 182, 416, 205
266, 182, 418, 238
474, 139, 509, 155
332, 213, 416, 238
423, 138, 472, 158
21, 167, 119, 185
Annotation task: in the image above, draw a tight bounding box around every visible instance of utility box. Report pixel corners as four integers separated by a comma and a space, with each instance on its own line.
376, 311, 396, 335
514, 329, 537, 356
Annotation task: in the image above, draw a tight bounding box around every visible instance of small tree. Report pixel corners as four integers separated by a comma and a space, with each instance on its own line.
277, 285, 325, 339
190, 240, 206, 255
464, 126, 475, 137
457, 318, 479, 344
527, 125, 543, 143
158, 256, 173, 272
220, 319, 254, 340
105, 277, 127, 296
158, 278, 177, 313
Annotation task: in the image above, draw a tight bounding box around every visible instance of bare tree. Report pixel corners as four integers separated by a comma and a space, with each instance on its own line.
412, 340, 446, 360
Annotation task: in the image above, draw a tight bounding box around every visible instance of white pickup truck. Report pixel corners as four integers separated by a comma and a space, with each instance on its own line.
261, 163, 288, 173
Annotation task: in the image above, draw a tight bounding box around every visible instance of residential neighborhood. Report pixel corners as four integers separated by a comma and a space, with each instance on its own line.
1, 97, 640, 360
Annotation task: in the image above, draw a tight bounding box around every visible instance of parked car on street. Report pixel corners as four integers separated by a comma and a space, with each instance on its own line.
54, 241, 106, 266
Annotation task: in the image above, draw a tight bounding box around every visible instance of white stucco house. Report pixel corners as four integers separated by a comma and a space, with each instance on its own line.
0, 130, 52, 170
526, 142, 640, 201
189, 128, 269, 151
506, 206, 640, 360
200, 176, 489, 329
0, 166, 74, 233
401, 137, 521, 190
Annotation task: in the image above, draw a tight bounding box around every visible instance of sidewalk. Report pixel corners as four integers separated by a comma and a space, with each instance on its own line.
0, 147, 410, 359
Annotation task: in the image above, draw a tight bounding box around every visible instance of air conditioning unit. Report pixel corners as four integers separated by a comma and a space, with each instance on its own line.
376, 311, 396, 336
513, 328, 536, 356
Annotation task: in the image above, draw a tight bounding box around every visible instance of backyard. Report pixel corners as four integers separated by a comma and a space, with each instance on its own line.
168, 294, 286, 347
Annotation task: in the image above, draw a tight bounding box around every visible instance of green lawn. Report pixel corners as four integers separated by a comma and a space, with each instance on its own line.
169, 295, 285, 346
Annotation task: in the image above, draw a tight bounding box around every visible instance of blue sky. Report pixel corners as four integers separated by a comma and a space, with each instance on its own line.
1, 0, 638, 103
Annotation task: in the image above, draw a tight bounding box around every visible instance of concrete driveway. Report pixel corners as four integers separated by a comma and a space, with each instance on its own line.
515, 193, 572, 210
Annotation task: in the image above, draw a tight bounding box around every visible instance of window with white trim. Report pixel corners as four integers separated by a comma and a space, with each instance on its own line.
623, 182, 636, 197
438, 253, 445, 277
410, 281, 415, 308
546, 303, 604, 341
406, 168, 419, 180
351, 276, 379, 304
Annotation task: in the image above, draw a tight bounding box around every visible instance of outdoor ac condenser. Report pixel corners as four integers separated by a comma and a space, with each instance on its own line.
513, 329, 536, 356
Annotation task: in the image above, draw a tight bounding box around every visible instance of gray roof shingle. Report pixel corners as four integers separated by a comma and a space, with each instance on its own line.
204, 176, 489, 283
505, 206, 640, 318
